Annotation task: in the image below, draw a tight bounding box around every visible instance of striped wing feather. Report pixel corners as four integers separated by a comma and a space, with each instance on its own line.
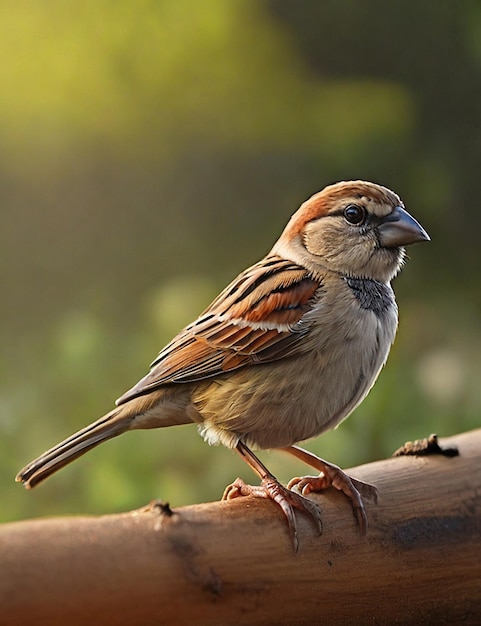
117, 256, 320, 404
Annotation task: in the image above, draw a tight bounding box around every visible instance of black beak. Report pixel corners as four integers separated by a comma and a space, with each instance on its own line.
378, 206, 430, 248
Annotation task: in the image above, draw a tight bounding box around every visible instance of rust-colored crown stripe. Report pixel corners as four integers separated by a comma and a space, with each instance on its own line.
283, 180, 401, 238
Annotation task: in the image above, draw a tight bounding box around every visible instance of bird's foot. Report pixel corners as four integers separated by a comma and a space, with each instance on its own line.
223, 476, 322, 551
287, 462, 377, 534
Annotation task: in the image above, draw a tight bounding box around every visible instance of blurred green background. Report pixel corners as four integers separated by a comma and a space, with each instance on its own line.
2, 0, 480, 523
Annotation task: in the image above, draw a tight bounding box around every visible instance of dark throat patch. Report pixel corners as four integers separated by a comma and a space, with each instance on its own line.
345, 277, 394, 317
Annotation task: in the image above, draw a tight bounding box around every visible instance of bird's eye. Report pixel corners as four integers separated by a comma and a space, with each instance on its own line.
343, 204, 366, 225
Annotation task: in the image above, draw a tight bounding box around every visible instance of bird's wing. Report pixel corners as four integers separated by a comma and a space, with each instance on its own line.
116, 255, 321, 404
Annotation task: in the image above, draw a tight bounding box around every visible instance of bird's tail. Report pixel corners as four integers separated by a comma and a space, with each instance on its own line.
16, 406, 133, 489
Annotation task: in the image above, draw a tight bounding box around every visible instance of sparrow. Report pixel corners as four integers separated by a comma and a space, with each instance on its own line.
16, 180, 429, 549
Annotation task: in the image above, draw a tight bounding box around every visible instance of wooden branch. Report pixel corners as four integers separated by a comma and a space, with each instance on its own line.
2, 429, 481, 625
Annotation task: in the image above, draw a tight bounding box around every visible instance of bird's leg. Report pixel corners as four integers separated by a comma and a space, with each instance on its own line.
282, 445, 378, 534
223, 441, 322, 551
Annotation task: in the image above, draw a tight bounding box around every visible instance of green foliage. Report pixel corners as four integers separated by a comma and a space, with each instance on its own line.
1, 1, 480, 523
0, 0, 413, 155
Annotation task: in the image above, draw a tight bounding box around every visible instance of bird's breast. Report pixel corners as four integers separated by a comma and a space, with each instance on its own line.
194, 278, 398, 450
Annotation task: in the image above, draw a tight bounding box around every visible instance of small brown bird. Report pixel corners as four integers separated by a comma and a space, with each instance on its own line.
16, 180, 429, 548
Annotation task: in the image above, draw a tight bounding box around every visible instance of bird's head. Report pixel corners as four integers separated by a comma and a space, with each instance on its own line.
272, 180, 430, 283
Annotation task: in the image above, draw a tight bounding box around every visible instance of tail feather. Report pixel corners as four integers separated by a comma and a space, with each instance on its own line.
16, 407, 131, 489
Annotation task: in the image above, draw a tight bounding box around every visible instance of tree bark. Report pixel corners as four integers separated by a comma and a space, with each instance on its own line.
1, 429, 481, 626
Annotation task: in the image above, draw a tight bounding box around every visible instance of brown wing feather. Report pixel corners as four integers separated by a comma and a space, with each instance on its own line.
116, 256, 320, 405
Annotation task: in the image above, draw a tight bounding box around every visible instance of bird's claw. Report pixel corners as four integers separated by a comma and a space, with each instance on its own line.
288, 467, 377, 534
223, 476, 322, 551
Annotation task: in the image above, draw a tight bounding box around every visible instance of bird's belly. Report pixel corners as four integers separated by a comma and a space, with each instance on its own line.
194, 315, 393, 450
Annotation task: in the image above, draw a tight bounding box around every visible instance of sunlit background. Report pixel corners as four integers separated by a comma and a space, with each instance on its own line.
2, 0, 480, 523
